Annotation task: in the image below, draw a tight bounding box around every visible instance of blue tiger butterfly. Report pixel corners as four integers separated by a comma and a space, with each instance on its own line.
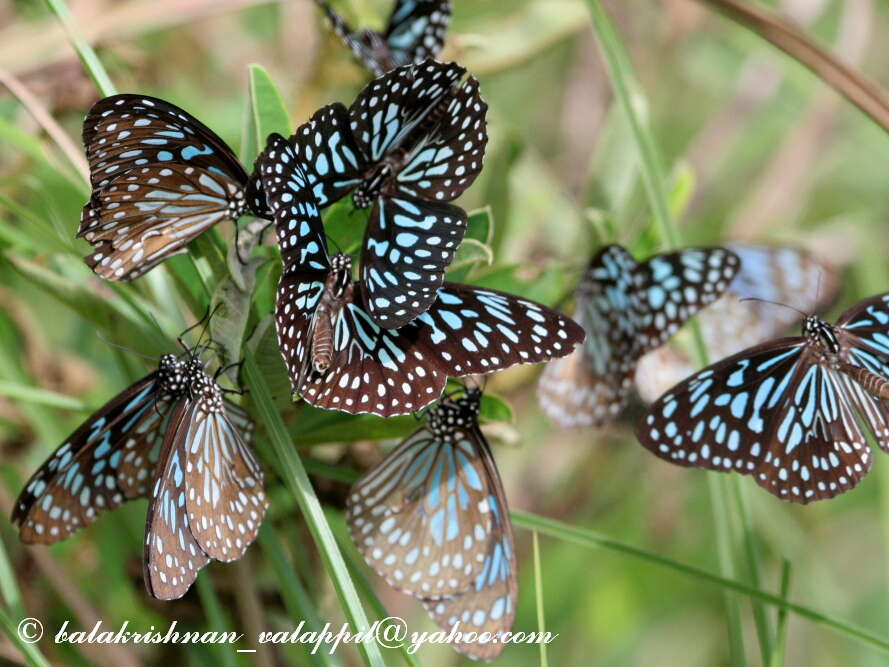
315, 0, 451, 76
12, 348, 267, 599
635, 244, 840, 403
257, 133, 582, 417
79, 94, 270, 281
290, 58, 487, 328
347, 388, 516, 661
637, 292, 889, 503
537, 244, 740, 428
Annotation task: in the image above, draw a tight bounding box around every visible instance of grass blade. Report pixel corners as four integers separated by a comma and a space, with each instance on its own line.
195, 575, 239, 667
771, 558, 793, 667
243, 353, 385, 667
532, 530, 548, 667
584, 2, 770, 661
41, 0, 117, 97
0, 605, 52, 667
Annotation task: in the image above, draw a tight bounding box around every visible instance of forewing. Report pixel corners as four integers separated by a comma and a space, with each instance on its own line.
12, 375, 165, 543
421, 436, 516, 661
637, 340, 805, 478
82, 94, 247, 193
257, 133, 330, 272
144, 401, 210, 600
385, 0, 451, 66
632, 247, 740, 354
182, 391, 267, 561
277, 272, 327, 399
81, 164, 243, 281
349, 59, 465, 163
396, 76, 487, 202
361, 194, 467, 328
291, 104, 365, 208
347, 425, 494, 597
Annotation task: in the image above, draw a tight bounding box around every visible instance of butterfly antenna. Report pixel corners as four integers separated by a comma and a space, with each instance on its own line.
739, 296, 808, 318
95, 331, 158, 361
813, 269, 824, 314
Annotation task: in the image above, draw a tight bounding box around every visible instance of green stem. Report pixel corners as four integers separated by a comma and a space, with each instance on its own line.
533, 531, 549, 667
0, 606, 52, 667
709, 475, 746, 667
771, 559, 793, 667
42, 0, 117, 97
195, 575, 239, 667
512, 510, 889, 653
243, 353, 384, 667
584, 2, 768, 661
0, 538, 25, 620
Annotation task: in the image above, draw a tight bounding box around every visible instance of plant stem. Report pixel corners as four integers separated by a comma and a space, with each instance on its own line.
42, 0, 117, 97
243, 353, 385, 667
693, 0, 889, 134
584, 1, 767, 662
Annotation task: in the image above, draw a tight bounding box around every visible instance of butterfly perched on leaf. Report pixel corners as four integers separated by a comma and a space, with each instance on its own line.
257, 133, 582, 417
290, 58, 487, 328
315, 0, 452, 76
347, 388, 516, 661
12, 349, 267, 599
537, 244, 741, 428
637, 292, 889, 503
635, 244, 840, 404
78, 95, 270, 281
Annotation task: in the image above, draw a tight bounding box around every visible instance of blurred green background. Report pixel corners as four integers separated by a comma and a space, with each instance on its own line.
2, 0, 889, 665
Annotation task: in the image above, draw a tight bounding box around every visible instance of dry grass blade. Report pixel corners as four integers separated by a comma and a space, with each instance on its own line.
693, 0, 889, 134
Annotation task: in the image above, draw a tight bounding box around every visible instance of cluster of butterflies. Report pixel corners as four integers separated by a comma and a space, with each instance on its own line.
539, 243, 889, 505
15, 0, 889, 661
13, 1, 577, 661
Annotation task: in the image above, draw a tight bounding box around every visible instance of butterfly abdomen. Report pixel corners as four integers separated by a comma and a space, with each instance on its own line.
841, 361, 889, 400
312, 267, 353, 372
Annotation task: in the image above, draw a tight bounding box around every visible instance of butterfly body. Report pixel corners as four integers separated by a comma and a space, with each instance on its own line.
638, 293, 889, 503
311, 255, 355, 374
347, 388, 516, 660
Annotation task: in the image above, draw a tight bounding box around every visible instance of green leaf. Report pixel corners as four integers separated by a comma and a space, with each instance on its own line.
245, 64, 293, 164
43, 0, 117, 97
0, 381, 89, 411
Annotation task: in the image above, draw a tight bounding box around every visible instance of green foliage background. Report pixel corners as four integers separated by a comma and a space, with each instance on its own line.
2, 0, 889, 665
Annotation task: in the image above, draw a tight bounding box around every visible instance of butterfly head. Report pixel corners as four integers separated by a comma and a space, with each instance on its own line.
427, 388, 482, 438
157, 354, 189, 395
328, 253, 354, 297
804, 315, 840, 354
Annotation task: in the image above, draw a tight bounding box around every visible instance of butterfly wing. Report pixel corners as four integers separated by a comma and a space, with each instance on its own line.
81, 164, 246, 281
81, 94, 248, 194
257, 132, 332, 272
420, 429, 516, 661
361, 194, 467, 328
631, 246, 740, 354
384, 1, 451, 67
180, 378, 268, 562
347, 424, 495, 598
349, 59, 465, 164
291, 104, 366, 209
635, 244, 840, 403
637, 338, 873, 502
395, 75, 488, 203
143, 399, 210, 600
12, 374, 169, 543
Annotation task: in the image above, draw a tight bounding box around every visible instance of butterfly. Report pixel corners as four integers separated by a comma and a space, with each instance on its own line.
636, 292, 889, 503
315, 0, 452, 76
11, 349, 267, 599
258, 132, 583, 417
78, 94, 270, 281
347, 388, 516, 661
291, 58, 487, 328
536, 244, 741, 429
634, 244, 840, 403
